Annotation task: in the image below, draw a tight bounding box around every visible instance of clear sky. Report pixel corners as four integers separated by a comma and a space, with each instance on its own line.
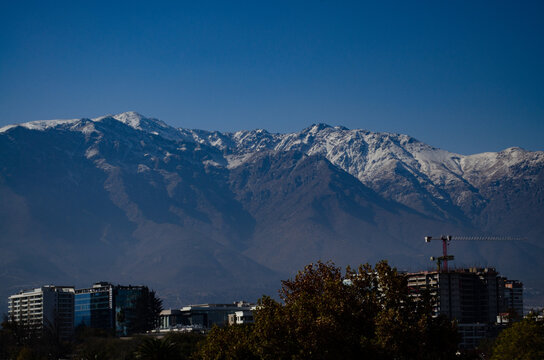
1, 1, 543, 154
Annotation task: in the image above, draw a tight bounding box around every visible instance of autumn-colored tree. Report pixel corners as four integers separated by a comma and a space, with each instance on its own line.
491, 311, 544, 360
198, 324, 258, 360
199, 261, 459, 360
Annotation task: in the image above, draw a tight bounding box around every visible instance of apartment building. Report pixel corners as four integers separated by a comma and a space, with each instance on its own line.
8, 285, 75, 339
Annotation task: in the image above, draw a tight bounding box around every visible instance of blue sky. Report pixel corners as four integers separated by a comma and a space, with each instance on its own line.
1, 1, 542, 154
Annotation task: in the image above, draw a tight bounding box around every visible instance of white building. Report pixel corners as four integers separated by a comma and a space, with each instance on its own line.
8, 285, 75, 339
227, 310, 254, 325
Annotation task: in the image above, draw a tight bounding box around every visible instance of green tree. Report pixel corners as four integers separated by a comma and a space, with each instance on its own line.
165, 332, 206, 360
131, 287, 164, 334
136, 337, 178, 360
74, 337, 110, 360
73, 335, 141, 360
0, 315, 68, 360
491, 312, 544, 360
0, 316, 24, 359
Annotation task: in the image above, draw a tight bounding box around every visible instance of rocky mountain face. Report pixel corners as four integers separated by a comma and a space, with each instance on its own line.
1, 112, 543, 308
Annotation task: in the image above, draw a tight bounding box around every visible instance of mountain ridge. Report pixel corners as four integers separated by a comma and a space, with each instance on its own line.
1, 112, 543, 308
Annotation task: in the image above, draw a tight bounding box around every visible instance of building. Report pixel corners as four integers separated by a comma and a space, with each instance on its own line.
159, 301, 255, 332
227, 310, 254, 325
405, 267, 523, 348
503, 279, 523, 317
114, 285, 146, 336
8, 285, 75, 339
74, 282, 146, 336
74, 282, 115, 331
406, 267, 506, 323
456, 323, 498, 349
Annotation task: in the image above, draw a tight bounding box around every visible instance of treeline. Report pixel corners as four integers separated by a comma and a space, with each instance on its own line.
0, 323, 204, 360
200, 261, 459, 360
1, 261, 543, 359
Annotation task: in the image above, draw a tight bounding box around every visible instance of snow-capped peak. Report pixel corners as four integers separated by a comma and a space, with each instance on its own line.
112, 111, 146, 128
91, 111, 187, 141
0, 112, 187, 142
303, 123, 332, 134
93, 111, 150, 130
0, 118, 80, 133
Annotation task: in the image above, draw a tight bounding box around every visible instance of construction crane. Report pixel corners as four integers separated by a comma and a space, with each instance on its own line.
424, 235, 525, 272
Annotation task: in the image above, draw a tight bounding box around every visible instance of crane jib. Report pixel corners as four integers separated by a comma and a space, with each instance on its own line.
423, 235, 526, 272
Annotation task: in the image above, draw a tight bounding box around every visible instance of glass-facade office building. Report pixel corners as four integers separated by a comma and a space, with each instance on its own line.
74, 282, 143, 336
114, 286, 143, 336
74, 282, 114, 330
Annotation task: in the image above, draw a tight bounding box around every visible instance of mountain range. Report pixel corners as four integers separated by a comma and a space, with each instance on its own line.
1, 112, 543, 309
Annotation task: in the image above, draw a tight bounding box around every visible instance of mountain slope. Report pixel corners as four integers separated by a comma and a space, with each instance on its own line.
1, 112, 543, 308
0, 114, 277, 307
189, 123, 544, 242
228, 150, 461, 273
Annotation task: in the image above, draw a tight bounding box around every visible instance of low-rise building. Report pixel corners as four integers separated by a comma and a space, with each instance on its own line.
227, 310, 254, 325
159, 301, 255, 332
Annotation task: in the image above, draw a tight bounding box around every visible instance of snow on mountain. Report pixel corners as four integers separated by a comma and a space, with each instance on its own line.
461, 147, 544, 184
185, 122, 465, 186
181, 124, 464, 209
93, 111, 190, 142
0, 111, 186, 141
175, 121, 542, 219
0, 118, 80, 133
2, 112, 542, 217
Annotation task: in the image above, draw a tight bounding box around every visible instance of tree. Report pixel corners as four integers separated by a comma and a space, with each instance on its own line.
0, 315, 27, 359
491, 311, 544, 360
130, 287, 164, 334
136, 337, 178, 360
72, 335, 141, 360
165, 332, 206, 360
0, 314, 69, 360
199, 324, 258, 360
199, 261, 459, 360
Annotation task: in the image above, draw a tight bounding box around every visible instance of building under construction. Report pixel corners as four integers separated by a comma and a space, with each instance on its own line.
405, 267, 523, 348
